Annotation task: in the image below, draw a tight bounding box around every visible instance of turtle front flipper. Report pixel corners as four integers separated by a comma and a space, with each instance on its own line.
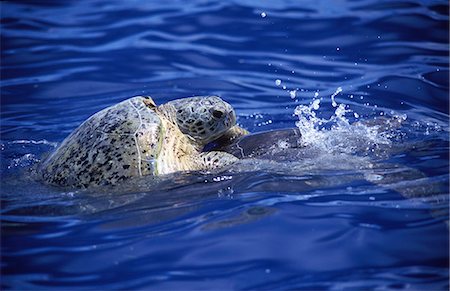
197, 151, 238, 171
203, 125, 249, 153
214, 125, 249, 145
224, 125, 250, 141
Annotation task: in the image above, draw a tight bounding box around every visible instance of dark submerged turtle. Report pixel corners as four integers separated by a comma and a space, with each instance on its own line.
207, 123, 448, 225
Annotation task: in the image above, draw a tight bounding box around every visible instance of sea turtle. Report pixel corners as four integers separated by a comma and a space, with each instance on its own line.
206, 125, 448, 225
40, 95, 248, 188
205, 128, 303, 161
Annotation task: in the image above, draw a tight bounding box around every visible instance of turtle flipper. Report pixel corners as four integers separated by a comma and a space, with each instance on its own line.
198, 151, 238, 171
203, 125, 249, 153
221, 125, 249, 142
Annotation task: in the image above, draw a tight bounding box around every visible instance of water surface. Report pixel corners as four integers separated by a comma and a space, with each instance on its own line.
1, 0, 449, 289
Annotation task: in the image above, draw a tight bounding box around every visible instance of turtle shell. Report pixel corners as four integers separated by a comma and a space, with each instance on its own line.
41, 96, 162, 188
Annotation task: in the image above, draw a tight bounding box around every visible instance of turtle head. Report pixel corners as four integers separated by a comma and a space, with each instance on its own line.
160, 96, 237, 145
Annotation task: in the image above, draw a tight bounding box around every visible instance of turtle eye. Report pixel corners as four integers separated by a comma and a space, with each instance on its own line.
212, 110, 223, 119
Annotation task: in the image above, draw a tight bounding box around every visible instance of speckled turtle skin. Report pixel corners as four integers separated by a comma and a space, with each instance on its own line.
40, 95, 248, 188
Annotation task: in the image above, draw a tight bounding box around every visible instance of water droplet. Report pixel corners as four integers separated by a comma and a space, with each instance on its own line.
260, 12, 267, 18
312, 99, 320, 110
289, 90, 297, 99
330, 87, 342, 107
275, 79, 281, 86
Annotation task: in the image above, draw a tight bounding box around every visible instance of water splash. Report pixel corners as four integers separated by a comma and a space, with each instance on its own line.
330, 86, 342, 107
293, 88, 407, 159
1, 139, 57, 171
8, 153, 40, 169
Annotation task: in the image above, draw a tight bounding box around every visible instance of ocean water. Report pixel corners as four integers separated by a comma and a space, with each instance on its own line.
1, 0, 449, 290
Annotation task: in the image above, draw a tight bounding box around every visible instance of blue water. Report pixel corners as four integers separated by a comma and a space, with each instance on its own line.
1, 0, 449, 289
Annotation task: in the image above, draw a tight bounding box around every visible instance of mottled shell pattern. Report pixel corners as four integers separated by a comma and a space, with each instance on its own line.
40, 95, 240, 188
41, 96, 162, 187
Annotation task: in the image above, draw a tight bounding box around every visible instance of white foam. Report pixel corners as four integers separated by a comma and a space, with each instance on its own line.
293, 88, 405, 160
8, 139, 58, 147
8, 153, 40, 169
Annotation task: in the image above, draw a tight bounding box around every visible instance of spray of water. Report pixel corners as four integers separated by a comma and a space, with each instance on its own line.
293, 88, 407, 159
